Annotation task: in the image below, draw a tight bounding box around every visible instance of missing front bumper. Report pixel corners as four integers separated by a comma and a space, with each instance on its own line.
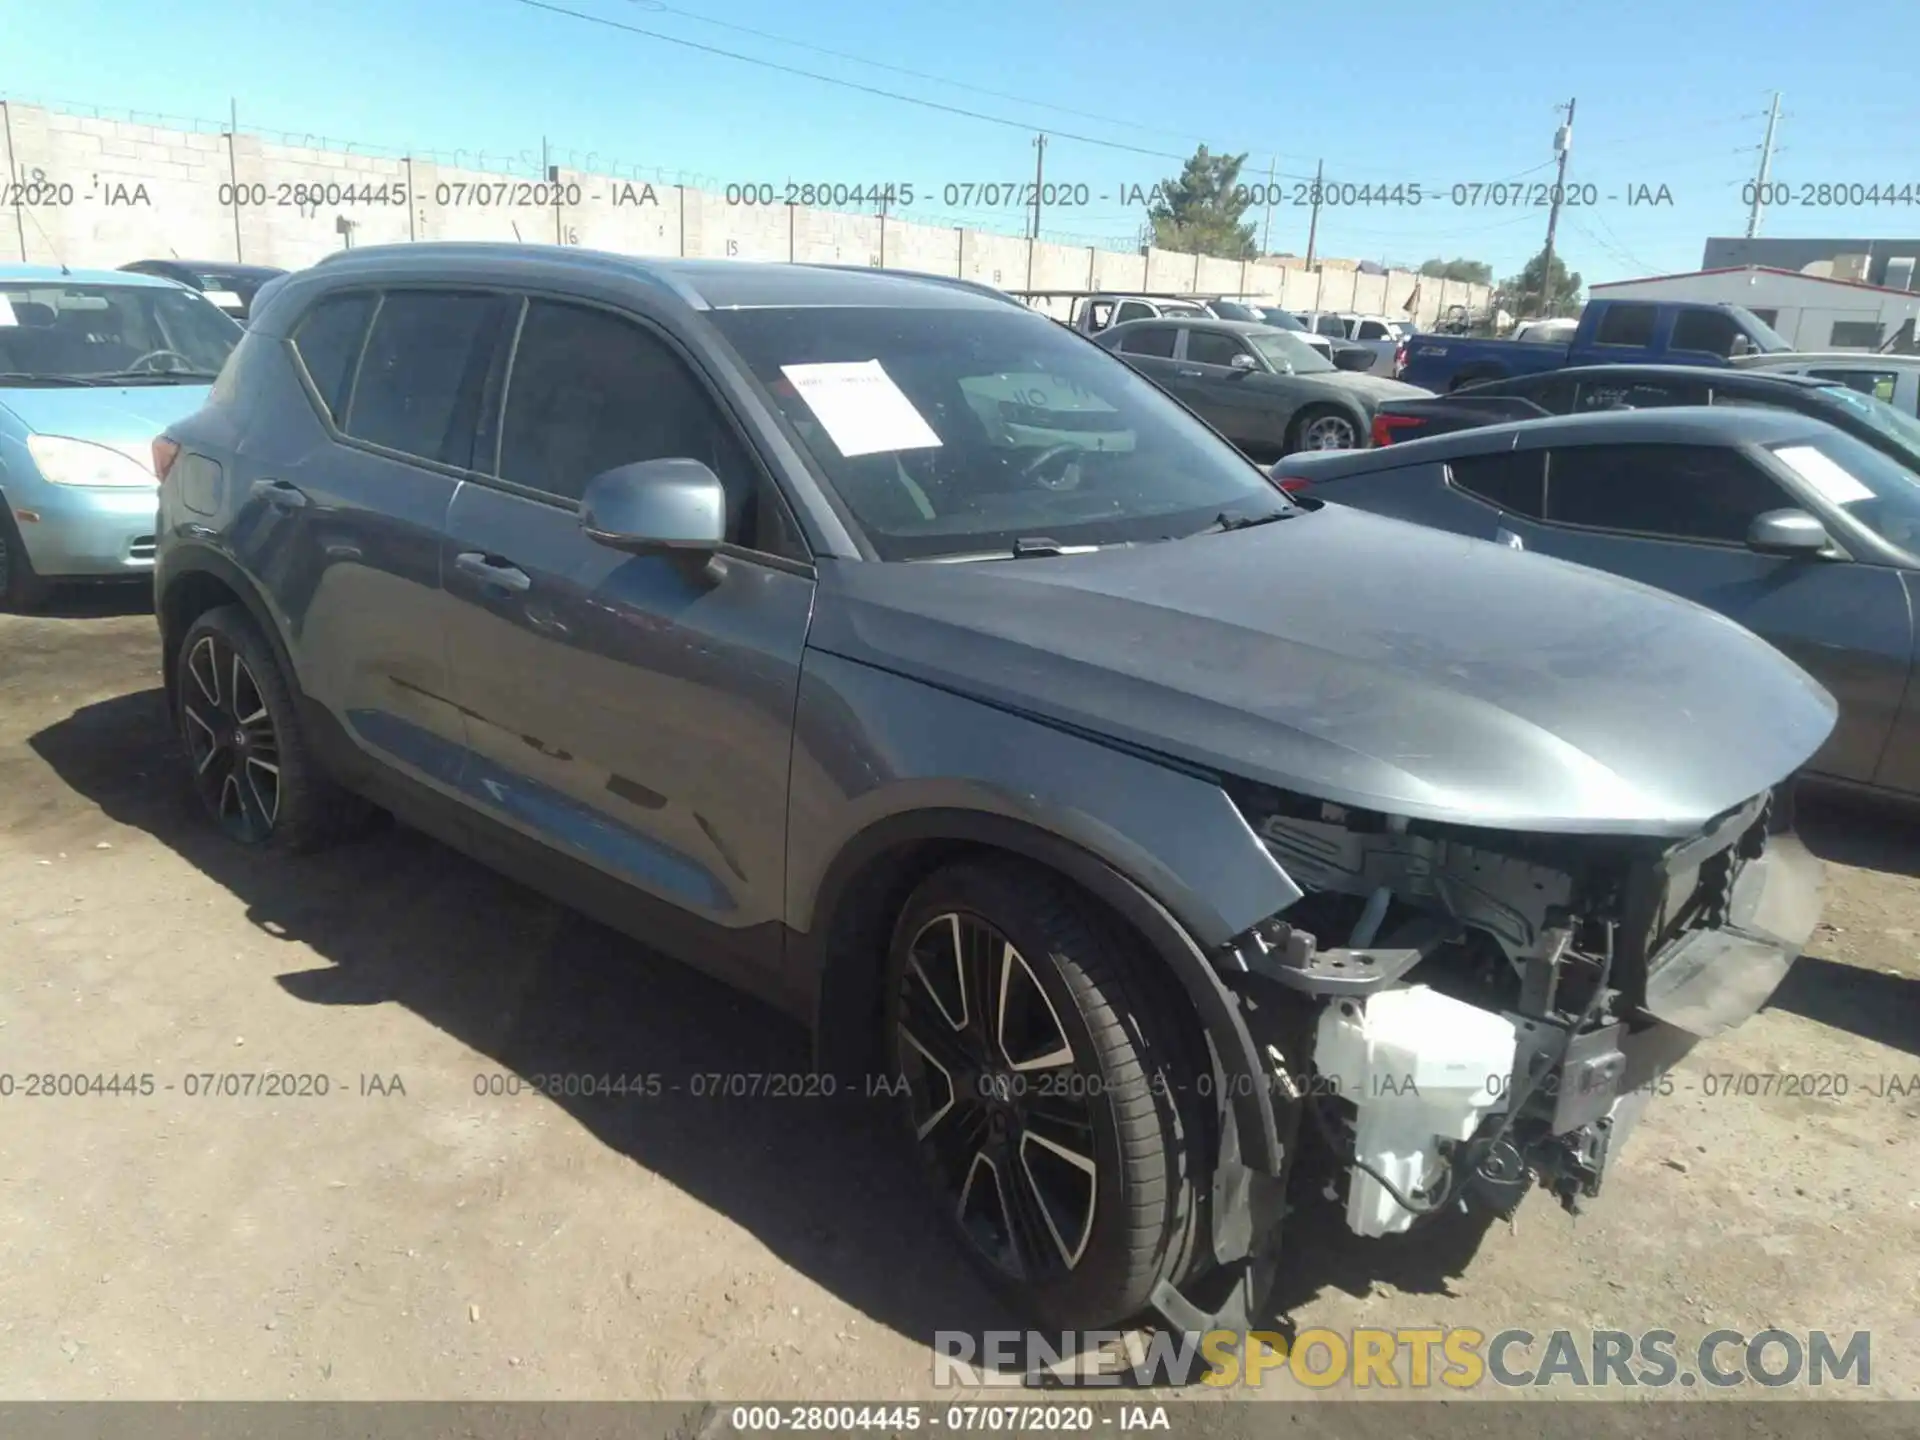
1642, 833, 1824, 1039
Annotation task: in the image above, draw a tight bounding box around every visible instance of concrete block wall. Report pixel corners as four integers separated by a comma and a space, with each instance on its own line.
0, 100, 1492, 327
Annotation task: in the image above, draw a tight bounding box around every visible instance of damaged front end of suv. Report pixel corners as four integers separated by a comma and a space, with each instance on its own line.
1156, 775, 1824, 1334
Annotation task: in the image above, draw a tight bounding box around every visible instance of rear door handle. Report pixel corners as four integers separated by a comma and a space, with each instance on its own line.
455, 551, 532, 593
251, 478, 308, 509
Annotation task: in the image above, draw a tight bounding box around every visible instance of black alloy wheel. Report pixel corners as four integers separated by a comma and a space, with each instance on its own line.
896, 908, 1100, 1284
179, 625, 283, 843
884, 860, 1207, 1330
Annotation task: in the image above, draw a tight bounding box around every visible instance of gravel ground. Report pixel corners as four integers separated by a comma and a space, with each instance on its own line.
1, 592, 1915, 1417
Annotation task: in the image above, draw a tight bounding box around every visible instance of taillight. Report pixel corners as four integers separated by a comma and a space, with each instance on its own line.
1393, 342, 1408, 375
1275, 476, 1312, 494
152, 436, 181, 482
1371, 412, 1426, 447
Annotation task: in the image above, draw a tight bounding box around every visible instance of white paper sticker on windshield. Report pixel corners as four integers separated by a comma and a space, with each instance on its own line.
0, 295, 15, 327
1773, 444, 1874, 505
779, 360, 942, 458
202, 290, 244, 309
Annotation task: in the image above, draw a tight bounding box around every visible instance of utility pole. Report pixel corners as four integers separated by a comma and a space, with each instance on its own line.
1745, 92, 1782, 239
1026, 132, 1047, 290
1538, 98, 1575, 318
1303, 158, 1323, 268
1260, 156, 1276, 256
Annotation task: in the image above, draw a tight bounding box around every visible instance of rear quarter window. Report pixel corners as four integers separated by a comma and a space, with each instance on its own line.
1446, 451, 1546, 516
292, 293, 377, 424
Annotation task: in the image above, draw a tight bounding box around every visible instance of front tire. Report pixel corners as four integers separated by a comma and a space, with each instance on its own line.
0, 511, 51, 613
175, 604, 370, 851
883, 859, 1204, 1331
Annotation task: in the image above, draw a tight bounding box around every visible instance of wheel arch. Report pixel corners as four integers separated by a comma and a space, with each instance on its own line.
803, 807, 1284, 1175
157, 547, 299, 720
1288, 399, 1367, 451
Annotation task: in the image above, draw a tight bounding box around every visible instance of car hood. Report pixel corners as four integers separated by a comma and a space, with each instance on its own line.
809, 506, 1836, 836
0, 384, 212, 444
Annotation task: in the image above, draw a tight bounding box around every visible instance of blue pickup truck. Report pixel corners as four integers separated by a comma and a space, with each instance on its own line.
1400, 297, 1794, 393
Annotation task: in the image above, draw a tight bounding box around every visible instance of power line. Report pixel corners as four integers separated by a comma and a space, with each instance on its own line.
624, 0, 1250, 156
508, 0, 1280, 167
624, 0, 1425, 178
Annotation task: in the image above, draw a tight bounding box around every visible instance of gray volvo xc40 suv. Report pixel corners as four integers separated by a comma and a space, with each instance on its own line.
155, 244, 1833, 1337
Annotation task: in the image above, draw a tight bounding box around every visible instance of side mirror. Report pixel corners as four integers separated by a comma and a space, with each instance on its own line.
581, 457, 727, 555
1334, 347, 1376, 372
1730, 334, 1755, 358
1229, 352, 1259, 372
1747, 507, 1831, 557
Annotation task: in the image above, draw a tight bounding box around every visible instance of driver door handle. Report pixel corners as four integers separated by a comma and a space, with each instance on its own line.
251, 478, 308, 509
455, 551, 532, 593
1176, 367, 1204, 378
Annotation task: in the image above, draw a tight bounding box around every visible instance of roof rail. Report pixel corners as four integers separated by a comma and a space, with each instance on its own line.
798, 263, 1026, 307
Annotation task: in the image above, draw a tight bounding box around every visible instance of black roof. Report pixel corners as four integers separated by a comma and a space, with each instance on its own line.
1280, 405, 1831, 479
124, 260, 287, 279
306, 242, 1023, 312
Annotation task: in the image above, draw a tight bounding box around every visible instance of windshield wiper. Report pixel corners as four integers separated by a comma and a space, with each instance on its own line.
1194, 508, 1296, 536
84, 368, 223, 383
1008, 536, 1114, 558
0, 372, 111, 386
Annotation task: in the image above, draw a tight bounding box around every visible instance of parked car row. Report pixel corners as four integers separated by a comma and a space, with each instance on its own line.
5, 246, 1836, 1347
1283, 368, 1920, 804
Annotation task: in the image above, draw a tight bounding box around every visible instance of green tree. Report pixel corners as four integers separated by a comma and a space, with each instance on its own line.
1419, 257, 1493, 285
1146, 146, 1258, 260
1503, 246, 1583, 316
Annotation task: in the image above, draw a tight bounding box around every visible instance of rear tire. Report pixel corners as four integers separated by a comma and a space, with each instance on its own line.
1288, 406, 1360, 453
883, 859, 1206, 1331
175, 604, 372, 852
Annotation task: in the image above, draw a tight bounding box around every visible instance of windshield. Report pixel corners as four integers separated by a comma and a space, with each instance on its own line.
1246, 328, 1335, 374
1256, 307, 1307, 332
0, 282, 239, 382
1768, 430, 1920, 556
708, 305, 1290, 560
1730, 306, 1793, 353
1817, 382, 1920, 463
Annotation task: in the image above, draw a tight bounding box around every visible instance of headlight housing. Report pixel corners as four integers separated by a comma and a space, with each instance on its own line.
26, 434, 158, 488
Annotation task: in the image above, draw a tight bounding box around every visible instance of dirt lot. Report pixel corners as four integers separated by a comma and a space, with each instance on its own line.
1, 593, 1917, 1410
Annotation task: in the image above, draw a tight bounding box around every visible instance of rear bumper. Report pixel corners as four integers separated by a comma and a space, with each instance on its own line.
5, 481, 159, 578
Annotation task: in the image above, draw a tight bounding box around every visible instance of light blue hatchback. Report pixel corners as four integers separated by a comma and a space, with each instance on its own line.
0, 265, 241, 608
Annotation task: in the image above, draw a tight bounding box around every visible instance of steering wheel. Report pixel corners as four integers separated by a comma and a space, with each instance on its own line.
128, 348, 195, 374
1019, 442, 1084, 492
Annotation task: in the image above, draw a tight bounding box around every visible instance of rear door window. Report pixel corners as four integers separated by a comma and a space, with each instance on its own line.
1544, 443, 1792, 543
343, 291, 511, 468
1118, 326, 1177, 358
1591, 304, 1658, 348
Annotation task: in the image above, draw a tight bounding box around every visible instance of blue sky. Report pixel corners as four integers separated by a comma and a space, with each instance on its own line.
6, 0, 1918, 284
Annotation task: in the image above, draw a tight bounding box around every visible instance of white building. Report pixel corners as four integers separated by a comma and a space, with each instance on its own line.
1587, 265, 1920, 352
